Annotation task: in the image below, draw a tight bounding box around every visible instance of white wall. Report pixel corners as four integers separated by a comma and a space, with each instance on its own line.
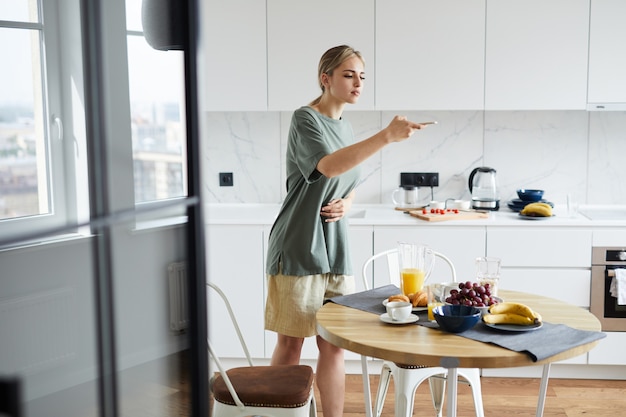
203, 110, 626, 207
0, 225, 189, 402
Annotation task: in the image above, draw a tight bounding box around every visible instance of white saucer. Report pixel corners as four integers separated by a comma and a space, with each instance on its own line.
379, 313, 419, 325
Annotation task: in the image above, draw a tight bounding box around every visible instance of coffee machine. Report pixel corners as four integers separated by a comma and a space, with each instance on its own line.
468, 167, 499, 210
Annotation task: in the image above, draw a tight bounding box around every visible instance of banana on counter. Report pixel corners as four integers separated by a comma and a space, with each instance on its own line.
482, 302, 542, 326
520, 202, 553, 217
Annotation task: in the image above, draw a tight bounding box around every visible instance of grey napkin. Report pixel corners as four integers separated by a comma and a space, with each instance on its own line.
326, 286, 606, 362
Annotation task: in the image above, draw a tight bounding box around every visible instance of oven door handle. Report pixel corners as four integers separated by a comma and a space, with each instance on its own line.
608, 269, 626, 277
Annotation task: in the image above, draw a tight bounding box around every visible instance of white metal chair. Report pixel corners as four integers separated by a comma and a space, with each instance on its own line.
360, 249, 485, 417
207, 282, 317, 417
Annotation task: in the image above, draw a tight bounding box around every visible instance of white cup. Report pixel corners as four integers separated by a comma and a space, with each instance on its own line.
429, 201, 445, 209
447, 199, 471, 210
386, 301, 412, 321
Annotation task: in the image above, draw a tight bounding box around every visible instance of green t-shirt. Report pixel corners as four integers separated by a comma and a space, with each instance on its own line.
266, 106, 361, 276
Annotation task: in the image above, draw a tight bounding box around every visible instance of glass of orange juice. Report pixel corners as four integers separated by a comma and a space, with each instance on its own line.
401, 268, 425, 296
426, 284, 445, 321
398, 242, 435, 296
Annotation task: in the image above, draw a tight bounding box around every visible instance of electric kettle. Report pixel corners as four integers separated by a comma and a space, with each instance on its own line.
468, 167, 499, 211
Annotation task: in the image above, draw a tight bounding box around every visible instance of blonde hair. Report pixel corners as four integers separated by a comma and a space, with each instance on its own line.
309, 45, 364, 106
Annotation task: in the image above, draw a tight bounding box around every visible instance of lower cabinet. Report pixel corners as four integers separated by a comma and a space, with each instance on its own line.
206, 225, 267, 358
208, 219, 625, 372
588, 332, 626, 365
486, 227, 593, 307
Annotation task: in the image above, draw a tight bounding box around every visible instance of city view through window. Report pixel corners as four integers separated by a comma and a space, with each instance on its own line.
0, 1, 187, 223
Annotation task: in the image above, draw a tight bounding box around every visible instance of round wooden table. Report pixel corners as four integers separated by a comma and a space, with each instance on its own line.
316, 290, 602, 417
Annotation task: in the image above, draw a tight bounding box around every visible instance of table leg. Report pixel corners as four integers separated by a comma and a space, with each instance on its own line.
446, 368, 458, 417
536, 363, 551, 417
361, 355, 373, 417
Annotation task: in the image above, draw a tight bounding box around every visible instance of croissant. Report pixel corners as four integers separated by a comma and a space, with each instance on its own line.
388, 294, 410, 303
409, 291, 427, 307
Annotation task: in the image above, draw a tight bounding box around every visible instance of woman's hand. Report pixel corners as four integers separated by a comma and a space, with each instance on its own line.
384, 115, 428, 143
320, 191, 355, 223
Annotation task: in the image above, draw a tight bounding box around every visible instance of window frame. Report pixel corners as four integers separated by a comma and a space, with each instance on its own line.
0, 0, 78, 242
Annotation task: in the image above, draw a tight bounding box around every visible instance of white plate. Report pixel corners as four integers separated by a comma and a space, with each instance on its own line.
379, 313, 419, 325
484, 321, 543, 332
382, 299, 427, 312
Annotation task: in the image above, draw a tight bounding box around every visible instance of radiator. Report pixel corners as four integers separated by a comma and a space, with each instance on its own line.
168, 262, 188, 331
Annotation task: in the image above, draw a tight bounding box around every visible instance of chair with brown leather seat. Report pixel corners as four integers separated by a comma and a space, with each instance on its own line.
207, 282, 317, 417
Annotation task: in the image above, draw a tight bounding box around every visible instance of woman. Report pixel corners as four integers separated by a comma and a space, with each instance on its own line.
265, 45, 430, 417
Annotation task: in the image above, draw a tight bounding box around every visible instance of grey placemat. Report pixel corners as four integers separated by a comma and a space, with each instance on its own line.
458, 322, 606, 362
326, 286, 606, 362
325, 284, 397, 315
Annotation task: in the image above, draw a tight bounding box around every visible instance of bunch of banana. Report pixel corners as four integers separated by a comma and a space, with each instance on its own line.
483, 302, 542, 326
520, 202, 553, 217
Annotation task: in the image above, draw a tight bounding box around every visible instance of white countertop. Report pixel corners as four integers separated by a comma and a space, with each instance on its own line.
206, 203, 626, 228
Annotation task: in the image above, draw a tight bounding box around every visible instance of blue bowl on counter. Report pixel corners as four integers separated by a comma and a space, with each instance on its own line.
433, 305, 481, 333
516, 189, 544, 202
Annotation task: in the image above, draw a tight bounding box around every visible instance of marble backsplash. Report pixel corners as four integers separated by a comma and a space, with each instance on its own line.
201, 110, 626, 207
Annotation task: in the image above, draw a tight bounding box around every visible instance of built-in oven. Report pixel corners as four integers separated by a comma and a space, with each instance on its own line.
590, 247, 626, 331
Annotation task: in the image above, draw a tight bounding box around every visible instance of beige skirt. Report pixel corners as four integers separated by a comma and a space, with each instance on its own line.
265, 272, 355, 338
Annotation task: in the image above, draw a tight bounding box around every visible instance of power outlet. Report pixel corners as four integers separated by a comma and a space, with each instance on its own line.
400, 172, 439, 187
219, 172, 233, 187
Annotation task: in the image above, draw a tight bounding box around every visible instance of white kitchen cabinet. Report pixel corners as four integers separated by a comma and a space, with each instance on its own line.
206, 225, 266, 358
373, 226, 487, 288
375, 0, 486, 110
500, 269, 591, 307
487, 228, 592, 268
487, 227, 592, 306
350, 225, 375, 292
587, 0, 626, 108
201, 0, 268, 111
588, 332, 626, 365
484, 0, 590, 110
266, 0, 375, 111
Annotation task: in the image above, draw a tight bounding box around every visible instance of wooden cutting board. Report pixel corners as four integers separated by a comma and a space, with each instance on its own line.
408, 209, 489, 222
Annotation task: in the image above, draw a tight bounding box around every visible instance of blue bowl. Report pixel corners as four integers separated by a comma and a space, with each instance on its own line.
433, 305, 481, 333
516, 189, 544, 202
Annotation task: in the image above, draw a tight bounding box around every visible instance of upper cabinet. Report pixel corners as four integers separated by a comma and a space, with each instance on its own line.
376, 0, 486, 110
201, 0, 607, 111
266, 0, 375, 111
201, 0, 268, 111
484, 0, 590, 110
588, 0, 626, 109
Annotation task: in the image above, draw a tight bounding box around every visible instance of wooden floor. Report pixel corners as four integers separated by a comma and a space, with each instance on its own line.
326, 374, 626, 417
37, 350, 626, 417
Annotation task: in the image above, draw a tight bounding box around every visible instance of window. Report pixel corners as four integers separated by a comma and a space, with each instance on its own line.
0, 0, 187, 242
125, 0, 187, 204
0, 0, 69, 240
